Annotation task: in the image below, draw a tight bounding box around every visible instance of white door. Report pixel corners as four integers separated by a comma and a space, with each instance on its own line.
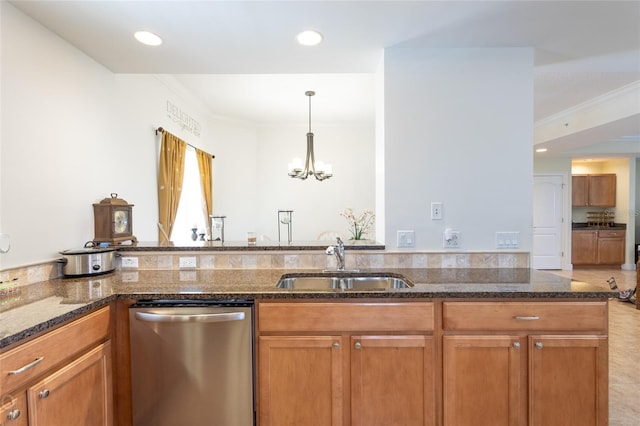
532, 175, 564, 269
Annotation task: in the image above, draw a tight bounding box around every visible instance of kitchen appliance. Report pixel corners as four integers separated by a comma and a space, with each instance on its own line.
58, 246, 117, 276
129, 300, 255, 426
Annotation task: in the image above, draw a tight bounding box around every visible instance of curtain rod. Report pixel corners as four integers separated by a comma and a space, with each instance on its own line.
155, 127, 215, 158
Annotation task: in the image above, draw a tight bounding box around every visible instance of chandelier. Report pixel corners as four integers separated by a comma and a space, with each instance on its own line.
288, 91, 333, 181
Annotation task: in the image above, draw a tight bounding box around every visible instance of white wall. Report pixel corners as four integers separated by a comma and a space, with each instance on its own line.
254, 123, 375, 241
384, 48, 534, 250
0, 3, 376, 267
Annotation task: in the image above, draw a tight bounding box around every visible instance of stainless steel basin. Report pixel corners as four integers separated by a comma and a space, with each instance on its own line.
276, 275, 412, 291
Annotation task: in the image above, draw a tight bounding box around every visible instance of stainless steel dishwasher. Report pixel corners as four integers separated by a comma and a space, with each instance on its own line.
129, 299, 255, 426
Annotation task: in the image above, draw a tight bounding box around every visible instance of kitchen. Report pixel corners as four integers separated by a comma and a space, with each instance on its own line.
1, 1, 639, 425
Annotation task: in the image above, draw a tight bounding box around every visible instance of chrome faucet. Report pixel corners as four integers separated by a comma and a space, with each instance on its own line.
325, 237, 345, 271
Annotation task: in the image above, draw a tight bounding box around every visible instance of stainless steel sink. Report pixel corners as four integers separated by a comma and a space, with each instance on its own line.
276, 275, 412, 291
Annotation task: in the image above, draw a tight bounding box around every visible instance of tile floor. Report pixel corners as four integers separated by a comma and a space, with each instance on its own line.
546, 268, 639, 425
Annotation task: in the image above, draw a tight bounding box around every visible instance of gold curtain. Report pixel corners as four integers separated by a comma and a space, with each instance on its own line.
157, 131, 187, 242
196, 148, 213, 239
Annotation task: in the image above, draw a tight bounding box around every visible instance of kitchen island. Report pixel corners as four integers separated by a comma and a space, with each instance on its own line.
0, 268, 614, 426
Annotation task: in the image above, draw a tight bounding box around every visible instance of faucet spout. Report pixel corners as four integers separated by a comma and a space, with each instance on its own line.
325, 237, 345, 271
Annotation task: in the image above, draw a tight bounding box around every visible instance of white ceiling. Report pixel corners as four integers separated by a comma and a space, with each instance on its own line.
8, 0, 640, 152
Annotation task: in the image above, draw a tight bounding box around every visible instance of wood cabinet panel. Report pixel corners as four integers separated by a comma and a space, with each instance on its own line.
572, 229, 625, 266
442, 301, 607, 332
0, 391, 28, 426
572, 230, 597, 265
258, 301, 434, 332
27, 342, 112, 426
529, 335, 608, 426
0, 307, 110, 394
572, 174, 616, 207
443, 335, 523, 426
258, 336, 343, 426
351, 336, 434, 426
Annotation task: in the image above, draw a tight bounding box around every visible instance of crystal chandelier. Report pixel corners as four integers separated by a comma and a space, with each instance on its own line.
288, 91, 332, 181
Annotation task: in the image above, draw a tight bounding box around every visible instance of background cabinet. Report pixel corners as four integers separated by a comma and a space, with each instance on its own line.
572, 174, 616, 207
572, 229, 625, 266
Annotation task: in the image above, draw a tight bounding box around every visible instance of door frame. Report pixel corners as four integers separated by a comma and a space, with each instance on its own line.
533, 172, 571, 270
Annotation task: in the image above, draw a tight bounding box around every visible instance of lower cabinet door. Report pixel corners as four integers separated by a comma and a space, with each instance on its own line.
258, 336, 343, 426
27, 342, 112, 426
443, 335, 524, 426
529, 335, 608, 426
0, 391, 28, 426
351, 335, 435, 426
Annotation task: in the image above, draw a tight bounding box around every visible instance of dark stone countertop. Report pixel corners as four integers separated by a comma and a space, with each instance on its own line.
0, 268, 615, 350
109, 240, 385, 251
571, 223, 627, 230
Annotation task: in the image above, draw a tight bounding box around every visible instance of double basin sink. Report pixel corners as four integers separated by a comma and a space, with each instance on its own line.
276, 273, 412, 291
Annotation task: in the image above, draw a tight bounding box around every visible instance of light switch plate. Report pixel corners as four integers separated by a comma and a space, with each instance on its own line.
495, 232, 520, 249
397, 230, 415, 248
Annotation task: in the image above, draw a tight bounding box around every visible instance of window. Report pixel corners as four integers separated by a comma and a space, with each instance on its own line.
171, 147, 207, 242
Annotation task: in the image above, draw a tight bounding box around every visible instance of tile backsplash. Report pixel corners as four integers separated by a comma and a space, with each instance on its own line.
1, 251, 529, 287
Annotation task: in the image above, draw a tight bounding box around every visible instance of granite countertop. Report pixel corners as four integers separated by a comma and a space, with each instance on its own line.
571, 222, 627, 230
115, 240, 385, 251
0, 268, 615, 350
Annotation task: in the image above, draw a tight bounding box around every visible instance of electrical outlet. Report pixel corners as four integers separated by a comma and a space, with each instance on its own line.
179, 256, 197, 268
431, 202, 443, 220
121, 256, 138, 268
443, 231, 461, 249
397, 230, 415, 248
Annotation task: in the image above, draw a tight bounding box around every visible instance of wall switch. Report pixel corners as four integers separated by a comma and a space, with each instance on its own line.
397, 230, 415, 248
179, 256, 197, 268
431, 202, 443, 220
443, 231, 461, 249
495, 232, 520, 249
121, 256, 138, 268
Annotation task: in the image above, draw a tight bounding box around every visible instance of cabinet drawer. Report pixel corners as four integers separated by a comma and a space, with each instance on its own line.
443, 301, 607, 332
0, 306, 110, 394
598, 230, 624, 238
258, 302, 434, 332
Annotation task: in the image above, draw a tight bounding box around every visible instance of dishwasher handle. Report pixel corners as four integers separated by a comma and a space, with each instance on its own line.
134, 311, 245, 323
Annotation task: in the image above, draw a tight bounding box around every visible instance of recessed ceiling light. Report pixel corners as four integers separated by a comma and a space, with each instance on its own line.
296, 30, 323, 46
535, 148, 547, 153
134, 30, 163, 46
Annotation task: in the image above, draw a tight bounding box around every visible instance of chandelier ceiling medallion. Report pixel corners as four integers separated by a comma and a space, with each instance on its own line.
288, 91, 332, 181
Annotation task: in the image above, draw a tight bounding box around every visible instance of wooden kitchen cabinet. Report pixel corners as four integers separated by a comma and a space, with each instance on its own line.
572, 174, 616, 207
0, 307, 113, 426
257, 301, 436, 426
442, 301, 608, 426
572, 229, 625, 266
27, 342, 112, 426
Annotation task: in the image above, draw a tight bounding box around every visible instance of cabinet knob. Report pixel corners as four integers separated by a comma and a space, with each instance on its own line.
512, 342, 521, 349
39, 389, 50, 399
332, 342, 340, 349
354, 342, 362, 349
535, 342, 544, 349
6, 410, 21, 421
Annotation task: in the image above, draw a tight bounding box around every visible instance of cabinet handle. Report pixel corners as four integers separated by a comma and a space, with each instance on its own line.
7, 357, 44, 375
39, 389, 50, 399
512, 342, 520, 349
354, 342, 362, 349
332, 342, 340, 349
514, 316, 539, 321
6, 410, 21, 421
535, 342, 544, 349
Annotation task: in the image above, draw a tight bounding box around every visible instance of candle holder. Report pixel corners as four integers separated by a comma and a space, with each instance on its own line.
278, 210, 293, 244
